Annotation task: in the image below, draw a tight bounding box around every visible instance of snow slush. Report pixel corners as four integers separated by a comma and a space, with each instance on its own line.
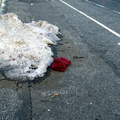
0, 13, 60, 81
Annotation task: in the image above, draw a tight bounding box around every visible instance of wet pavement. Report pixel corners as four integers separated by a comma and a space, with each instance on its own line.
0, 0, 120, 120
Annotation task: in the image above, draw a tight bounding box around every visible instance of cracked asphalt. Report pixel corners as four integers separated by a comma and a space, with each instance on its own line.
0, 0, 120, 120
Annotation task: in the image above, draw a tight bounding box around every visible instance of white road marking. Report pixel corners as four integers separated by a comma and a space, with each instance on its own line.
60, 0, 120, 38
85, 0, 120, 16
113, 10, 120, 15
84, 0, 104, 8
94, 3, 104, 8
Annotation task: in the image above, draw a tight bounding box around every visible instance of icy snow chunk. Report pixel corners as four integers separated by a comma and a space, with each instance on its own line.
0, 13, 60, 81
27, 20, 60, 45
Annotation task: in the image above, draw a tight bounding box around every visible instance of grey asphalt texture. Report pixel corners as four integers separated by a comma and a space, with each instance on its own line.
0, 0, 120, 120
88, 0, 120, 12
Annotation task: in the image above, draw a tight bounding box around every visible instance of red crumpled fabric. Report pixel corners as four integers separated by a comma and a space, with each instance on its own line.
50, 57, 71, 72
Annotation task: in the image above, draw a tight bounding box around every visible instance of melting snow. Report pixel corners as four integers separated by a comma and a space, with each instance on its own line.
0, 13, 60, 81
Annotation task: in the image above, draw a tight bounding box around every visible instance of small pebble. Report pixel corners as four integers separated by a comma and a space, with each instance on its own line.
48, 109, 50, 111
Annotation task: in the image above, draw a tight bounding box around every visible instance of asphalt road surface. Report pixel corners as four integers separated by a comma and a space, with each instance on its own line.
87, 0, 120, 12
0, 0, 120, 120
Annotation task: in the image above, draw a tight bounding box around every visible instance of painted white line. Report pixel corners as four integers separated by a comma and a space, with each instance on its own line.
94, 3, 104, 8
60, 0, 120, 38
84, 0, 104, 8
113, 10, 120, 15
85, 0, 120, 15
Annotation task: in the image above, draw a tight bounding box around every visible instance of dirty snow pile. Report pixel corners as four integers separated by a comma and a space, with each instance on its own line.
0, 13, 60, 81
